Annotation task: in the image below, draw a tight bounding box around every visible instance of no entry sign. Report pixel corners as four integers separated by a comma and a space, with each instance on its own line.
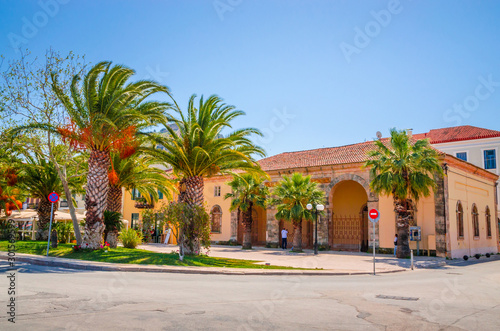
368, 208, 380, 223
48, 192, 60, 204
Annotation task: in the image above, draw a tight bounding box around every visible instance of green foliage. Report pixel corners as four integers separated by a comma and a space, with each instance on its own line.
20, 154, 63, 200
53, 221, 72, 244
104, 210, 123, 233
110, 151, 174, 204
148, 94, 266, 180
270, 173, 325, 225
364, 128, 443, 201
225, 173, 269, 213
161, 202, 211, 254
119, 228, 143, 249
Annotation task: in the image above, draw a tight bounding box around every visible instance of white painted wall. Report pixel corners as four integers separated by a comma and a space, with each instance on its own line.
432, 137, 500, 219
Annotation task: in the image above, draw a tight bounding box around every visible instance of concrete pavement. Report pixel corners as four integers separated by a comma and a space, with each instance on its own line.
2, 259, 500, 330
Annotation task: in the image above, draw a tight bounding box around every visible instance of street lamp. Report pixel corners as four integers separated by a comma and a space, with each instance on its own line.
306, 203, 324, 255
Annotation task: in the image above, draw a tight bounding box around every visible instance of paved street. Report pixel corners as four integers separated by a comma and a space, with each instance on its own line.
1, 259, 499, 330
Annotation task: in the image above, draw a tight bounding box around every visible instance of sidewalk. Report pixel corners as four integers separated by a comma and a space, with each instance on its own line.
2, 244, 496, 276
139, 243, 448, 273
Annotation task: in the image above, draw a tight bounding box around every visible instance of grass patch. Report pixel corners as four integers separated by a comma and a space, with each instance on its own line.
0, 241, 305, 269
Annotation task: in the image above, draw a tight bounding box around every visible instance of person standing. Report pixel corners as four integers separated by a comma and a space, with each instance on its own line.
281, 228, 288, 249
394, 234, 398, 256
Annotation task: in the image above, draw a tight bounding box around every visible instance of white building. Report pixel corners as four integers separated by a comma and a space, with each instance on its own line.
414, 125, 499, 222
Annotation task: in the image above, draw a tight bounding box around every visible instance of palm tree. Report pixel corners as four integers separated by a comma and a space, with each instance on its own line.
11, 62, 170, 249
106, 152, 174, 213
103, 210, 124, 248
224, 173, 269, 249
150, 95, 265, 254
21, 155, 63, 240
271, 173, 325, 252
364, 128, 443, 258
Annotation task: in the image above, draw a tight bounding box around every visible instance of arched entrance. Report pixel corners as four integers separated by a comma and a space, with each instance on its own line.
329, 180, 368, 251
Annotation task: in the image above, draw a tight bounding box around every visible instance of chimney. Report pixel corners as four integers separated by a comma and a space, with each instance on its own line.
406, 128, 413, 138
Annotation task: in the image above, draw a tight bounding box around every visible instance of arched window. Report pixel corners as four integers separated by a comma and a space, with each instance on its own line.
210, 205, 222, 233
472, 204, 479, 238
486, 206, 492, 238
456, 201, 464, 238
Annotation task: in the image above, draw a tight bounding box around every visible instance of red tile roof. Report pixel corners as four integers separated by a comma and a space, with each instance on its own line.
412, 125, 500, 144
258, 140, 380, 171
258, 125, 499, 172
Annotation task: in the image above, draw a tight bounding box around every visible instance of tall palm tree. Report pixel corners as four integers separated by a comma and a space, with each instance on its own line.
364, 128, 443, 258
271, 173, 325, 252
11, 62, 170, 249
150, 94, 265, 253
21, 155, 63, 240
106, 152, 174, 213
224, 173, 269, 249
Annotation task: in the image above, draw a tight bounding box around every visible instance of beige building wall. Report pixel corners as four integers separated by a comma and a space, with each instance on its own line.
204, 177, 233, 242
377, 192, 437, 251
446, 164, 498, 258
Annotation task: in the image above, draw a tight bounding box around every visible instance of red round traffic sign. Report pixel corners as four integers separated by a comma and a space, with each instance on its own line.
48, 192, 60, 203
368, 209, 379, 220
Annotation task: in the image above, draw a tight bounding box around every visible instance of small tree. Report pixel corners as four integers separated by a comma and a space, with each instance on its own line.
224, 173, 269, 249
103, 210, 123, 248
271, 173, 325, 252
160, 202, 210, 261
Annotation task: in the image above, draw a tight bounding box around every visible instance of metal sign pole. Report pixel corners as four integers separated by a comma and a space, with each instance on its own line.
46, 202, 54, 257
373, 220, 376, 275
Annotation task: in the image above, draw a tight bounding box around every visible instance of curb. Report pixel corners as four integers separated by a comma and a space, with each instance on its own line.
0, 252, 407, 276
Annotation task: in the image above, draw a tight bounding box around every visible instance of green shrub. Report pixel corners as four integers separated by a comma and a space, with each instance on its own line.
119, 228, 143, 249
53, 221, 72, 243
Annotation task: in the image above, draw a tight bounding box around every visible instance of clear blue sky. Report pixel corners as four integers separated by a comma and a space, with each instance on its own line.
1, 0, 500, 157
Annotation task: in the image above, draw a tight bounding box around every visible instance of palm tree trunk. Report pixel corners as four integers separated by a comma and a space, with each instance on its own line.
36, 198, 54, 240
395, 198, 411, 258
292, 220, 303, 252
107, 184, 122, 213
178, 176, 204, 254
105, 231, 118, 248
242, 208, 253, 249
82, 150, 110, 250
179, 176, 204, 207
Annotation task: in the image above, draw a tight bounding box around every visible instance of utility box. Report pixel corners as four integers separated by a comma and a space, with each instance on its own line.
409, 226, 421, 241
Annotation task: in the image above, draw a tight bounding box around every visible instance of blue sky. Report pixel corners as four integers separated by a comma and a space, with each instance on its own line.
1, 0, 500, 157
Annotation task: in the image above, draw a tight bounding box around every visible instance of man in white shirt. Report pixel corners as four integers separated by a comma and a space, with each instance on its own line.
281, 228, 288, 249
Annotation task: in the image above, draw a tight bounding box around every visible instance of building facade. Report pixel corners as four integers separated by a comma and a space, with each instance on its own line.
205, 137, 499, 259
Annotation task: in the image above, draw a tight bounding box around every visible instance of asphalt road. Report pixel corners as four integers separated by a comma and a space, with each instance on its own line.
1, 260, 499, 330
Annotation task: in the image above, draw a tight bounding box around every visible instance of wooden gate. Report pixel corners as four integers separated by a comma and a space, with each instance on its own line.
330, 215, 363, 251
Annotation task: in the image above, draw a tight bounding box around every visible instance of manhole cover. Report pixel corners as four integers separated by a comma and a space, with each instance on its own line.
376, 295, 419, 301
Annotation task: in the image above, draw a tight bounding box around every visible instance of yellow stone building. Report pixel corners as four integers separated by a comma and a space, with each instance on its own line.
203, 136, 499, 259
121, 126, 499, 259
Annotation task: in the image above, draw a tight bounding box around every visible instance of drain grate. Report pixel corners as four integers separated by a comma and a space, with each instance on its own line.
376, 295, 419, 301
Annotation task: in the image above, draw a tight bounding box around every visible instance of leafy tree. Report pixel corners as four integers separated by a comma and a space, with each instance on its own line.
224, 173, 269, 249
364, 128, 442, 258
20, 155, 64, 240
149, 95, 265, 254
271, 173, 325, 252
1, 49, 88, 244
160, 201, 210, 260
10, 61, 171, 249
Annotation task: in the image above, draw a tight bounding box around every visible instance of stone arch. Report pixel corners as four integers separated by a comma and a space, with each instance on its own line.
327, 173, 373, 200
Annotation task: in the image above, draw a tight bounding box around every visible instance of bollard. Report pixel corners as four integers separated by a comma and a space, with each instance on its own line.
411, 250, 414, 270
